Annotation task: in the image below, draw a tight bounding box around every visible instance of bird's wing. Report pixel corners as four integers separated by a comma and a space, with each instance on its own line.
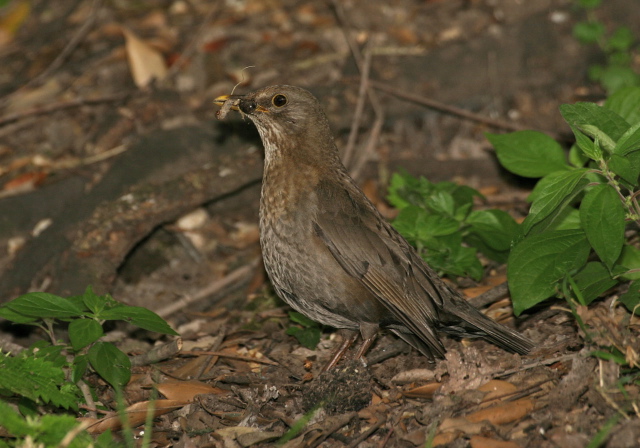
312, 176, 534, 356
312, 177, 449, 357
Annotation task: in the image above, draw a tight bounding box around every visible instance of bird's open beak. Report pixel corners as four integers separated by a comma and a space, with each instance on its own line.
213, 94, 242, 110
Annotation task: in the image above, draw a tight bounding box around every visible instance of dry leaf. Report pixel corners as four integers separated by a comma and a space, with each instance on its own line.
2, 171, 47, 194
470, 435, 521, 448
439, 417, 484, 435
86, 399, 187, 434
403, 382, 441, 399
0, 1, 30, 47
391, 368, 436, 384
432, 431, 459, 447
477, 379, 518, 408
157, 380, 227, 401
122, 28, 168, 88
466, 398, 534, 425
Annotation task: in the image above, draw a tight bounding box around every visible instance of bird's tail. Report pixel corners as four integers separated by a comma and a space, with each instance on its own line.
439, 295, 534, 355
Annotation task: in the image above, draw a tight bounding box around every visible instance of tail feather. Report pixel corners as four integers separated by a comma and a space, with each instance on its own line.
440, 296, 534, 355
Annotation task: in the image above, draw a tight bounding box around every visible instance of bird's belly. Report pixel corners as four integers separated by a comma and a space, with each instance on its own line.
259, 214, 386, 330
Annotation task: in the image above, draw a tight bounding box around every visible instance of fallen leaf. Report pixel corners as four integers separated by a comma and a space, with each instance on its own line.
470, 435, 521, 448
403, 382, 441, 399
122, 27, 168, 88
466, 398, 534, 425
477, 379, 518, 408
157, 380, 227, 401
86, 399, 187, 434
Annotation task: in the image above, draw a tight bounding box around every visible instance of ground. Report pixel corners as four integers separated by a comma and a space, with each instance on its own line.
0, 0, 639, 446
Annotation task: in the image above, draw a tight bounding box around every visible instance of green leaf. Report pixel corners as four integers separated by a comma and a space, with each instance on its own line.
288, 311, 318, 328
487, 131, 568, 178
0, 355, 80, 410
617, 245, 640, 280
605, 87, 640, 124
590, 348, 627, 364
87, 342, 131, 389
609, 154, 639, 185
580, 184, 625, 269
619, 280, 640, 315
6, 292, 85, 319
568, 144, 589, 168
0, 306, 37, 324
597, 66, 640, 96
100, 305, 178, 335
606, 26, 634, 52
449, 184, 483, 210
0, 399, 34, 437
613, 122, 640, 155
466, 209, 519, 252
72, 355, 89, 384
425, 190, 455, 216
386, 171, 432, 209
392, 205, 425, 241
569, 126, 603, 161
508, 229, 591, 315
573, 262, 618, 304
572, 21, 604, 44
522, 169, 590, 234
560, 102, 630, 144
81, 286, 108, 315
577, 0, 601, 8
546, 206, 582, 231
422, 234, 483, 280
68, 319, 104, 351
36, 414, 95, 447
286, 326, 322, 350
393, 206, 459, 241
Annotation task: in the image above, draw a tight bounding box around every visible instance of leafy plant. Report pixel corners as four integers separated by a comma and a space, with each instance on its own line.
286, 311, 322, 350
486, 86, 640, 316
0, 287, 178, 446
387, 173, 518, 280
572, 0, 640, 94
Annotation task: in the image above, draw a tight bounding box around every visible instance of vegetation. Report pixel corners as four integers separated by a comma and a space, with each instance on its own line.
0, 287, 177, 447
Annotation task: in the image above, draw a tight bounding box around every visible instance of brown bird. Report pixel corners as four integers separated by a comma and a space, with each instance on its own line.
214, 85, 533, 369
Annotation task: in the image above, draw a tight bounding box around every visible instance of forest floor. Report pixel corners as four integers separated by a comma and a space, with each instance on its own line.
0, 0, 639, 446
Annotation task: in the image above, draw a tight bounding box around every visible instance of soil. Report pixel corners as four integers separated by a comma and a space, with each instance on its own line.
0, 0, 639, 447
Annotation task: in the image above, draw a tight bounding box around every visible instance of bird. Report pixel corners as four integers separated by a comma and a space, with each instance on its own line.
214, 85, 534, 369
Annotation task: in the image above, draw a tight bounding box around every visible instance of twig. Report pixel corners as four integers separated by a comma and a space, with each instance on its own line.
0, 93, 129, 128
330, 0, 363, 69
368, 80, 565, 140
351, 87, 384, 181
57, 420, 92, 448
37, 0, 104, 85
347, 414, 386, 448
77, 380, 97, 419
166, 1, 223, 79
493, 353, 578, 378
156, 258, 260, 319
309, 412, 358, 448
0, 0, 104, 108
331, 1, 386, 181
180, 350, 279, 366
130, 338, 183, 367
343, 46, 372, 167
468, 282, 510, 309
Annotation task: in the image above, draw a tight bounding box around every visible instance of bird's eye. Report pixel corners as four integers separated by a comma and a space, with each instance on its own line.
272, 94, 288, 107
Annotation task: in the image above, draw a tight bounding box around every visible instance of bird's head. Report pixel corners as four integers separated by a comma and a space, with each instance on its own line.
214, 85, 340, 168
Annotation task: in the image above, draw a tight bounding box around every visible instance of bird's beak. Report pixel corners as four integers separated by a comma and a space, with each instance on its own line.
213, 94, 242, 110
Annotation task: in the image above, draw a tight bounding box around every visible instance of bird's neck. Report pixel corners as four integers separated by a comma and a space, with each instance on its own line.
261, 150, 321, 219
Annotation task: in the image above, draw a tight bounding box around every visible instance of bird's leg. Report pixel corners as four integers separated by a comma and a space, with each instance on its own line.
354, 335, 376, 360
355, 322, 379, 361
321, 329, 358, 372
